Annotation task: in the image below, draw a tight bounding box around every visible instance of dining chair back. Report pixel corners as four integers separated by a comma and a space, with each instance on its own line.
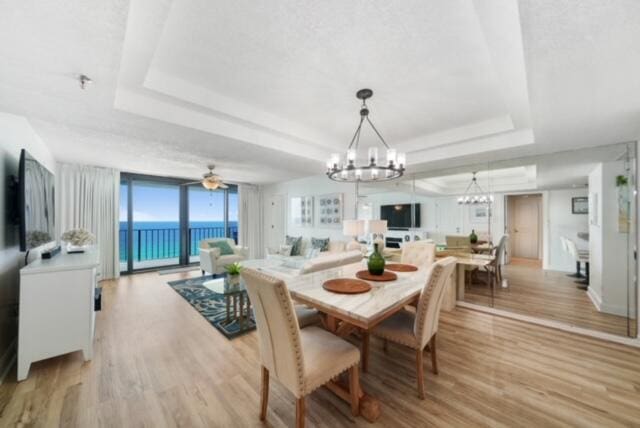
241, 268, 304, 396
414, 257, 457, 349
401, 241, 436, 269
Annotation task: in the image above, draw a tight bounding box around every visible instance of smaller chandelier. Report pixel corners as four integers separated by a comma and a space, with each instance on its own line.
457, 172, 494, 205
327, 89, 405, 182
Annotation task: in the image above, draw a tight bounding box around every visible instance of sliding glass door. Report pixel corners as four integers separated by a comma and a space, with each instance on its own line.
119, 173, 238, 273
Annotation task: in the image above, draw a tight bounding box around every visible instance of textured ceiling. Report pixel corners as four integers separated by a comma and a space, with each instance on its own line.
0, 0, 638, 184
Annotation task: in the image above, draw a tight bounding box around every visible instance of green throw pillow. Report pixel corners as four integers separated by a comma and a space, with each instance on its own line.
286, 235, 302, 256
311, 237, 330, 251
208, 240, 234, 256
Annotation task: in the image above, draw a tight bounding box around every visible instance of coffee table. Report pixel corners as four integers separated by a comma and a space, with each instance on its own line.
203, 275, 251, 330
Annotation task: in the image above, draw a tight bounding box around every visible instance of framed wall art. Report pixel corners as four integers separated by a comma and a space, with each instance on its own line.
290, 195, 314, 227
316, 193, 343, 227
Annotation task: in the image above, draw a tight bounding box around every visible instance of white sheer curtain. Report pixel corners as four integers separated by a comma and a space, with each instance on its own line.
56, 163, 120, 279
238, 184, 264, 259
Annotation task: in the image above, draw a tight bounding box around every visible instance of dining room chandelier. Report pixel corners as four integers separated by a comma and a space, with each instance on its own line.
326, 89, 405, 182
457, 172, 493, 205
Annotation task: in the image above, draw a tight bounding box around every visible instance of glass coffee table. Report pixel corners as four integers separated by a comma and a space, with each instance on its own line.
203, 275, 252, 330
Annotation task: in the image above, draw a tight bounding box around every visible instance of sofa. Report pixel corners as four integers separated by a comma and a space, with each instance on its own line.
200, 238, 249, 275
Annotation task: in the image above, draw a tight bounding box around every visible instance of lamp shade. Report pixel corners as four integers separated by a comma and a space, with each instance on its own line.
343, 219, 365, 237
366, 219, 388, 234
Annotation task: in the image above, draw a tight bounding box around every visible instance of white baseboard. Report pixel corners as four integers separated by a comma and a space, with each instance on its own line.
457, 301, 640, 348
0, 338, 17, 385
587, 287, 602, 311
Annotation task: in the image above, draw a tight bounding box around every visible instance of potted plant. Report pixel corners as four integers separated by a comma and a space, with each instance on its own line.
225, 262, 243, 284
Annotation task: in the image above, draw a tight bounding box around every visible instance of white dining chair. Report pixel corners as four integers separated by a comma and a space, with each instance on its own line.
564, 237, 590, 289
241, 268, 361, 428
400, 241, 436, 269
369, 257, 457, 399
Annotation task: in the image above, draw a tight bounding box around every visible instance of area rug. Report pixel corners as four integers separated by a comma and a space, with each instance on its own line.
166, 275, 256, 339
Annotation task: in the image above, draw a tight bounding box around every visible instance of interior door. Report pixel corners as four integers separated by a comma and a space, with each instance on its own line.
512, 195, 541, 259
267, 194, 285, 249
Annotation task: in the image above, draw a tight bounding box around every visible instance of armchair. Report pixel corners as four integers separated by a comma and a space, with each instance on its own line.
199, 238, 249, 275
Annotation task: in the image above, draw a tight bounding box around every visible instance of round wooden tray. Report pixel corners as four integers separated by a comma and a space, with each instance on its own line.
323, 278, 372, 294
385, 263, 418, 272
355, 270, 398, 282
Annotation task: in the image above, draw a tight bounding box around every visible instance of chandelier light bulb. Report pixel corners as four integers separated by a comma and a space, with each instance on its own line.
397, 152, 406, 168
347, 149, 357, 163
367, 147, 378, 165
386, 149, 397, 166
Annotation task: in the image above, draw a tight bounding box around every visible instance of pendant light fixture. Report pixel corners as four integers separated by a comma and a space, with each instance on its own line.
326, 89, 405, 182
457, 172, 493, 205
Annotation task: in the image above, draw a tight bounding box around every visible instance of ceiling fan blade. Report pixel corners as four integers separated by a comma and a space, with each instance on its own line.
218, 183, 229, 189
181, 181, 203, 186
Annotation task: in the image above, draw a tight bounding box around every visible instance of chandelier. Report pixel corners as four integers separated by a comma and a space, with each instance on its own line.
457, 172, 493, 205
326, 89, 405, 182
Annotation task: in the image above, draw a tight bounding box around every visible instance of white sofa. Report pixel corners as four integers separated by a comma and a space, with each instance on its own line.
200, 238, 249, 275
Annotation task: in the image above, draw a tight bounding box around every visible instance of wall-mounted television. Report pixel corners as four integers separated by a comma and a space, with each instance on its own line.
380, 203, 421, 229
19, 149, 55, 251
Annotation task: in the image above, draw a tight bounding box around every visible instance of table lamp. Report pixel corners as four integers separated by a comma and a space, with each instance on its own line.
343, 219, 365, 251
366, 219, 388, 249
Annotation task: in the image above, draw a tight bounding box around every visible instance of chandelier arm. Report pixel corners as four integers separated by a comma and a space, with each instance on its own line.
347, 116, 366, 150
365, 116, 390, 149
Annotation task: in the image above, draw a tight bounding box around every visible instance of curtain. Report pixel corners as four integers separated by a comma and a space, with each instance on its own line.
56, 163, 120, 279
238, 184, 264, 259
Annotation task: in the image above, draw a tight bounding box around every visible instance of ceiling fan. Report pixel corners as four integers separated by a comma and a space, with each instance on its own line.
182, 165, 229, 190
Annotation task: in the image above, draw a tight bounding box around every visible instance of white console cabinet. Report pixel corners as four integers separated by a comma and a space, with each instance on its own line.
18, 250, 100, 381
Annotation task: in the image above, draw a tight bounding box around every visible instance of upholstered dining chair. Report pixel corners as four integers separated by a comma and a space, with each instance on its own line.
241, 268, 361, 428
369, 257, 457, 399
401, 241, 436, 269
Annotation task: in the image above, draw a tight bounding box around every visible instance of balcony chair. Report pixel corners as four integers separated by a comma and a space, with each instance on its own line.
368, 257, 456, 399
241, 268, 361, 428
199, 237, 249, 275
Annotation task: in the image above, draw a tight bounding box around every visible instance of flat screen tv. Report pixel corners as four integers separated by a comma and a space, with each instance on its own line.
380, 203, 421, 229
19, 149, 55, 251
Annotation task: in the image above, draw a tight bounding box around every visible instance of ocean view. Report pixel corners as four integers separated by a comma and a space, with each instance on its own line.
119, 221, 238, 262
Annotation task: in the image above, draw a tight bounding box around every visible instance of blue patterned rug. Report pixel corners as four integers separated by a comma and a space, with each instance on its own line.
167, 275, 256, 339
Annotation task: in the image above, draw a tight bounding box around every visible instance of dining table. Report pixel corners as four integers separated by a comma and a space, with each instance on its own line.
246, 258, 430, 422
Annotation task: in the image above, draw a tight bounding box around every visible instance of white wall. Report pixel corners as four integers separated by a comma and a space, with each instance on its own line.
589, 161, 632, 317
262, 175, 359, 244
0, 112, 55, 382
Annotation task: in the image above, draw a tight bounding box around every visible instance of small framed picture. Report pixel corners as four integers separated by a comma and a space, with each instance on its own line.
572, 197, 588, 215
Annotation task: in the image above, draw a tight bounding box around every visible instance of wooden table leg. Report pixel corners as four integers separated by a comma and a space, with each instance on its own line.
319, 315, 381, 422
362, 331, 370, 373
456, 264, 466, 301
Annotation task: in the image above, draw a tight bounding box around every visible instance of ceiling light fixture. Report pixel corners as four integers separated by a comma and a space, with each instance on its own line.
326, 89, 405, 182
79, 74, 93, 90
457, 172, 493, 205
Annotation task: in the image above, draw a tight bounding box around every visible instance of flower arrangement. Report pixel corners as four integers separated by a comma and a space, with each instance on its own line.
26, 231, 52, 248
61, 228, 96, 247
225, 262, 243, 276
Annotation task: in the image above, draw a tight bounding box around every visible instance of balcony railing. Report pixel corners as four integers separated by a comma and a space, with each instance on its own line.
119, 226, 238, 262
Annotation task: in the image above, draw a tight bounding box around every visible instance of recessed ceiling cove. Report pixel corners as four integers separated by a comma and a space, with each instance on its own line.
116, 0, 534, 165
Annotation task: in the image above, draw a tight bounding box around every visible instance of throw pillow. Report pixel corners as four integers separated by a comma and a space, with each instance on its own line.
278, 244, 293, 256
208, 240, 234, 256
311, 237, 330, 251
286, 235, 302, 256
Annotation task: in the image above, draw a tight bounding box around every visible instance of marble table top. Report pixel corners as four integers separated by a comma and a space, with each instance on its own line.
285, 261, 429, 329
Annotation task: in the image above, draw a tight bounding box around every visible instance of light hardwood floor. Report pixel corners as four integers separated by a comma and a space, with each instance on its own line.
465, 259, 635, 337
1, 270, 640, 427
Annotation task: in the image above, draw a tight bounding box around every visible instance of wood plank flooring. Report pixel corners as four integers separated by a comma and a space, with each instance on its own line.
465, 260, 635, 337
1, 270, 640, 427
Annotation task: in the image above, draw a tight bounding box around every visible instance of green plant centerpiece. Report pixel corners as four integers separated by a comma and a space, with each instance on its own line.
367, 243, 386, 275
225, 262, 243, 285
616, 175, 628, 187
469, 229, 478, 244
